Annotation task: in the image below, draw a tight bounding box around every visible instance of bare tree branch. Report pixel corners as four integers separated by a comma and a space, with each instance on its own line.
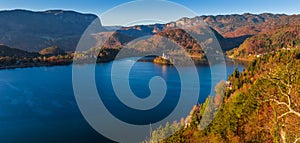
267, 98, 300, 119
281, 129, 286, 143
294, 138, 300, 143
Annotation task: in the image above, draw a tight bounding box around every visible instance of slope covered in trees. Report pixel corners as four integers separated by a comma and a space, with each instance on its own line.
228, 25, 300, 60
200, 13, 300, 38
151, 49, 300, 143
0, 44, 73, 69
39, 46, 65, 56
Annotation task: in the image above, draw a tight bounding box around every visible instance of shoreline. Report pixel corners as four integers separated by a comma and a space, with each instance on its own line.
225, 56, 252, 66
226, 54, 254, 62
0, 56, 247, 71
0, 62, 72, 70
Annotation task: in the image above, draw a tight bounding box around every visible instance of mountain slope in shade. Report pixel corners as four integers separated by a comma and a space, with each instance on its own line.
0, 44, 38, 57
0, 9, 104, 52
114, 24, 227, 63
98, 24, 165, 48
100, 24, 237, 52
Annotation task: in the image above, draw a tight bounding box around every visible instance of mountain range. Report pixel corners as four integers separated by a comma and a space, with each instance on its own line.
99, 13, 300, 52
0, 10, 300, 58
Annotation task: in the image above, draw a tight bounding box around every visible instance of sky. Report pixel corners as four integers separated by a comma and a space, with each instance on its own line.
0, 0, 300, 26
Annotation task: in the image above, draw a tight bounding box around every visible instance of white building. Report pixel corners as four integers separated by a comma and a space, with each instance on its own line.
162, 52, 169, 60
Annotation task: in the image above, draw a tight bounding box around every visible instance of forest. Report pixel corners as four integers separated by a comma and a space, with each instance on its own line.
147, 48, 300, 143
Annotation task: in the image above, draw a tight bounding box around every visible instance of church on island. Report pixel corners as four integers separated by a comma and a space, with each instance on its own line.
162, 52, 170, 60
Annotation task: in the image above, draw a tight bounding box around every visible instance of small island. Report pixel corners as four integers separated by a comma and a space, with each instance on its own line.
153, 53, 173, 65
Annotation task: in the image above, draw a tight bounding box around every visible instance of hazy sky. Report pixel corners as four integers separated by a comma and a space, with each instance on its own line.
0, 0, 300, 25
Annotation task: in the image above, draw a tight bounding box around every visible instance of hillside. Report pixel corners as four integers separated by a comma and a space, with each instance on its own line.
39, 46, 65, 56
0, 9, 103, 52
227, 25, 300, 60
0, 44, 38, 57
93, 24, 223, 63
152, 49, 300, 143
112, 24, 227, 63
0, 44, 74, 69
157, 28, 204, 57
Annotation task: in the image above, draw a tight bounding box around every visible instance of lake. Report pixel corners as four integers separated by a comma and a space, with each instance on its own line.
0, 58, 243, 143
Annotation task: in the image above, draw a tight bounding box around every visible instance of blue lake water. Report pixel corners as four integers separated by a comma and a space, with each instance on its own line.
0, 58, 243, 143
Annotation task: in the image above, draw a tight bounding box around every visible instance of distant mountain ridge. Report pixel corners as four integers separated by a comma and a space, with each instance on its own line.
0, 10, 300, 54
201, 13, 300, 37
164, 13, 300, 37
101, 13, 300, 51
